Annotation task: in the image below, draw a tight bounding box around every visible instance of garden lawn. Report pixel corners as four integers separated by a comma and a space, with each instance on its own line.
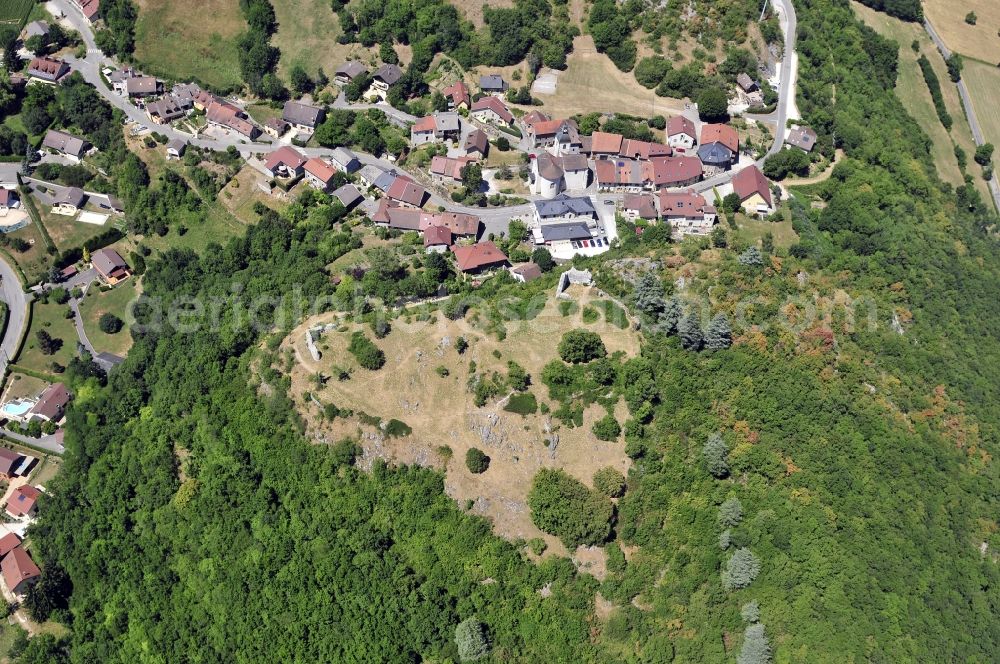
16, 300, 78, 374
79, 280, 140, 358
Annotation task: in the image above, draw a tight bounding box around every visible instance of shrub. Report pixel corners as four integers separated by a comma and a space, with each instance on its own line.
582, 306, 600, 324
98, 313, 124, 334
528, 468, 613, 549
348, 332, 385, 370
558, 330, 607, 364
435, 365, 450, 377
504, 392, 537, 415
593, 467, 626, 497
465, 448, 490, 473
384, 419, 412, 437
592, 413, 621, 441
527, 537, 547, 555
50, 288, 70, 305
455, 336, 468, 354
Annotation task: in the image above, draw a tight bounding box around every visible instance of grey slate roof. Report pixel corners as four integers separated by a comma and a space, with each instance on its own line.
54, 187, 86, 208
24, 21, 49, 38
479, 74, 507, 91
335, 61, 367, 80
697, 142, 735, 166
533, 194, 597, 219
42, 130, 88, 158
373, 64, 403, 85
332, 184, 363, 209
539, 222, 593, 242
282, 101, 325, 128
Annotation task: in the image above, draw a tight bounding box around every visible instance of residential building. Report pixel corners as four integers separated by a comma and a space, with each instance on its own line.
6, 485, 40, 519
526, 118, 579, 151
369, 64, 403, 99
531, 153, 589, 199
410, 112, 461, 145
646, 156, 703, 189
2, 547, 41, 596
430, 156, 474, 183
463, 129, 488, 159
52, 187, 86, 215
479, 74, 508, 96
282, 101, 325, 132
732, 164, 774, 217
264, 117, 288, 138
332, 184, 363, 211
73, 0, 101, 23
372, 201, 478, 237
172, 82, 203, 108
329, 147, 360, 173
442, 81, 470, 110
509, 263, 542, 283
335, 61, 367, 85
595, 158, 646, 192
736, 73, 763, 106
42, 129, 89, 162
27, 56, 70, 84
124, 76, 161, 97
206, 101, 260, 140
785, 126, 817, 152
622, 193, 657, 222
590, 132, 624, 160
303, 157, 337, 191
146, 95, 189, 124
619, 139, 672, 160
371, 169, 398, 193
520, 110, 550, 133
0, 533, 21, 559
657, 190, 717, 235
23, 20, 49, 39
533, 194, 597, 225
698, 124, 739, 172
666, 116, 697, 151
92, 248, 131, 285
166, 138, 187, 159
551, 122, 583, 156
452, 241, 508, 273
29, 383, 69, 423
470, 96, 513, 126
263, 146, 306, 178
532, 221, 595, 250
357, 164, 386, 189
423, 225, 452, 253
0, 450, 21, 480
0, 189, 19, 212
385, 177, 427, 208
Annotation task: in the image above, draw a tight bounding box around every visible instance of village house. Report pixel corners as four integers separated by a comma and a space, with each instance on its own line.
666, 116, 697, 151
206, 100, 260, 140
452, 241, 509, 274
303, 158, 338, 191
171, 82, 203, 108
532, 220, 595, 250
332, 184, 363, 211
525, 117, 575, 149
52, 187, 87, 216
22, 20, 49, 40
551, 123, 583, 156
430, 156, 474, 183
166, 138, 187, 160
469, 96, 514, 127
369, 64, 403, 100
124, 76, 161, 97
263, 117, 288, 138
423, 225, 452, 253
658, 190, 717, 236
532, 194, 597, 226
0, 534, 20, 559
282, 101, 325, 132
0, 450, 21, 481
410, 112, 461, 145
385, 177, 428, 208
442, 81, 470, 110
145, 95, 189, 124
264, 146, 307, 179
479, 74, 508, 96
42, 129, 89, 162
2, 546, 41, 597
531, 152, 589, 199
372, 200, 479, 237
72, 0, 101, 23
732, 164, 774, 218
335, 61, 367, 86
329, 147, 360, 173
595, 158, 646, 192
622, 193, 657, 222
589, 132, 624, 160
698, 124, 739, 173
736, 73, 763, 106
0, 189, 20, 212
29, 383, 70, 423
785, 126, 817, 152
92, 247, 131, 285
646, 155, 704, 189
357, 164, 386, 189
619, 139, 672, 160
463, 129, 489, 159
6, 485, 41, 519
509, 263, 542, 283
27, 56, 70, 84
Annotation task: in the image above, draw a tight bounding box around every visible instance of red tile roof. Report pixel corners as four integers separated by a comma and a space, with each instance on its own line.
0, 533, 20, 558
657, 190, 710, 217
386, 177, 427, 207
700, 123, 739, 152
647, 156, 703, 187
442, 81, 470, 107
1, 546, 40, 593
264, 146, 306, 173
619, 139, 671, 160
667, 115, 696, 140
732, 165, 772, 207
530, 119, 569, 138
470, 96, 513, 124
6, 485, 40, 518
430, 155, 473, 181
412, 115, 436, 133
590, 131, 624, 154
303, 157, 336, 185
423, 225, 452, 247
451, 241, 509, 272
521, 110, 551, 127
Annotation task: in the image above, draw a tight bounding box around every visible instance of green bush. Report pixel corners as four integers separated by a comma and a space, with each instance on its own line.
593, 467, 626, 497
558, 330, 607, 364
98, 313, 124, 334
504, 392, 537, 415
528, 468, 613, 549
348, 332, 385, 370
592, 413, 621, 441
384, 419, 412, 437
465, 448, 490, 473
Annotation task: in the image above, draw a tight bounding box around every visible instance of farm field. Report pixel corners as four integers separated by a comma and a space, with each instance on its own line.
133, 0, 244, 91
852, 3, 991, 201
272, 0, 379, 84
284, 285, 639, 555
511, 36, 686, 120
79, 280, 140, 358
923, 0, 1000, 64
961, 59, 1000, 151
0, 0, 32, 27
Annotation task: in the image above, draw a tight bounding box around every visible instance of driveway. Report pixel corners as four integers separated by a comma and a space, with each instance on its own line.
0, 256, 30, 377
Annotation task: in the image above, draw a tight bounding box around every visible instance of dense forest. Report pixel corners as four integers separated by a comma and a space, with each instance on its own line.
19, 0, 1000, 662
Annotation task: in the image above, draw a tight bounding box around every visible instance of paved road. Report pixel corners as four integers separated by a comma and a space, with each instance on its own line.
0, 257, 30, 378
923, 19, 1000, 213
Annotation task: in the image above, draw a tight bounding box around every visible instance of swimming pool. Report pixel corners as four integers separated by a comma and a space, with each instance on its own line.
1, 400, 35, 418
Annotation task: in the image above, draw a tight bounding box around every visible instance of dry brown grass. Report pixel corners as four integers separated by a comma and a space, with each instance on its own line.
283, 286, 640, 555
451, 0, 514, 28
513, 36, 687, 120
272, 0, 380, 84
924, 0, 1000, 64
962, 58, 1000, 150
